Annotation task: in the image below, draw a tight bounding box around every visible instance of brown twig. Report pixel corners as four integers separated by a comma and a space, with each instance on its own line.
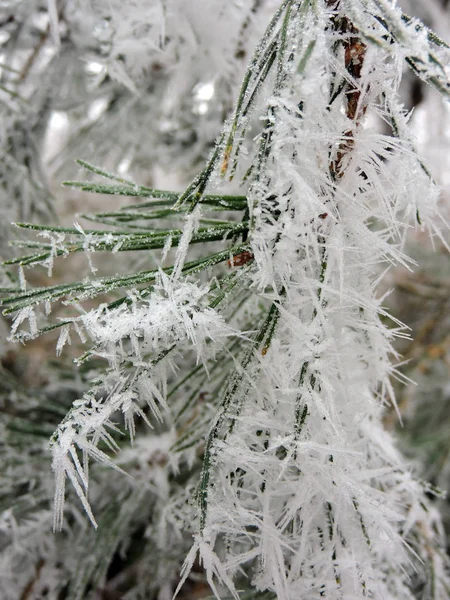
329, 12, 368, 180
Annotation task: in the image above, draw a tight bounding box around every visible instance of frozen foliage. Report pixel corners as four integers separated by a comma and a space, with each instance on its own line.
0, 0, 283, 195
50, 274, 240, 530
1, 0, 450, 599
67, 0, 277, 88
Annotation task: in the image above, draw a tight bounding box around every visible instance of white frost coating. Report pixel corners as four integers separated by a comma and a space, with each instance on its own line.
9, 307, 37, 340
79, 272, 238, 364
171, 206, 201, 281
56, 324, 71, 356
175, 1, 450, 599
37, 231, 67, 277
50, 273, 239, 528
3, 0, 449, 598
